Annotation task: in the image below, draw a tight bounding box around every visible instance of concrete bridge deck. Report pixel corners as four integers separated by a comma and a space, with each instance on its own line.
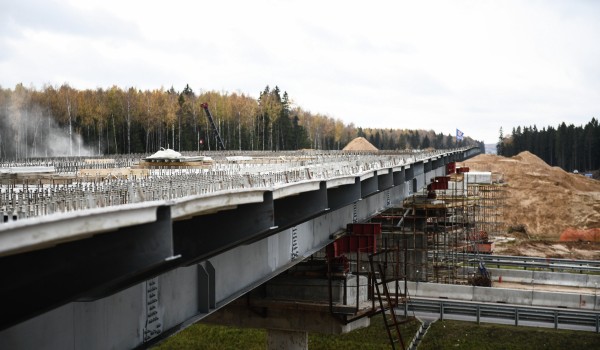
0, 147, 481, 349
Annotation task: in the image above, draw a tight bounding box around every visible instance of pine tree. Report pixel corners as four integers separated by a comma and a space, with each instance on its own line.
496, 127, 504, 155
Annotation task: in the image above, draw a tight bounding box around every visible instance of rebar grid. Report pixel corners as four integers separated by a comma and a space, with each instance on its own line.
0, 148, 468, 223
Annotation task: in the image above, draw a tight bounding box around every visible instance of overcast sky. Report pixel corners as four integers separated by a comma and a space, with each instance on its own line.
1, 0, 599, 144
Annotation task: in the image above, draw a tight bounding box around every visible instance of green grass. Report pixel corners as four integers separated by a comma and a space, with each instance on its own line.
154, 316, 600, 350
154, 324, 266, 350
154, 314, 420, 350
420, 320, 600, 350
307, 315, 420, 350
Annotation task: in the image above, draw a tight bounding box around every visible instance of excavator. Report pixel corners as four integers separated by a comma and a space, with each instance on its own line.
200, 102, 226, 150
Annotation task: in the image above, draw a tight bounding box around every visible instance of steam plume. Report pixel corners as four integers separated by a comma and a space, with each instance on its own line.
0, 97, 93, 159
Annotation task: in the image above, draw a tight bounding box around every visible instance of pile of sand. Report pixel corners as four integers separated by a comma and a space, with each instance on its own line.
343, 137, 378, 151
462, 151, 600, 240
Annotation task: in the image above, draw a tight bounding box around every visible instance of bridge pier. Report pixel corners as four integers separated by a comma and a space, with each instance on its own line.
204, 272, 371, 332
204, 294, 370, 335
202, 251, 374, 348
267, 329, 308, 350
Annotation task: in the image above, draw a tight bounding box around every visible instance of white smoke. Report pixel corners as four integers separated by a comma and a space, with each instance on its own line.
0, 98, 94, 158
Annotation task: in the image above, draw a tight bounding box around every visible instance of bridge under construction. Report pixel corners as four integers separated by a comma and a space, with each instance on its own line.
1, 147, 597, 350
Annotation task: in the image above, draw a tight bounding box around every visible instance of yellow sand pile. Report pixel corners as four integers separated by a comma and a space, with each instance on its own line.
462, 151, 600, 239
343, 137, 378, 151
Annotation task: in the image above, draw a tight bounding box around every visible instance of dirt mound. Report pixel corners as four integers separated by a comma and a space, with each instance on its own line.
462, 151, 600, 240
495, 240, 600, 259
343, 137, 378, 151
559, 228, 600, 242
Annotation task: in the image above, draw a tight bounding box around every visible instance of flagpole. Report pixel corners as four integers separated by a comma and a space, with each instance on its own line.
456, 128, 463, 148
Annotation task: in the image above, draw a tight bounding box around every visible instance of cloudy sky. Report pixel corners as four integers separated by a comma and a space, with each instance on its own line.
1, 0, 599, 144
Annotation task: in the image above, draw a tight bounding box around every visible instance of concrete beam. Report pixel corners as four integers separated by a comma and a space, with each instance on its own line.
273, 182, 322, 201
0, 206, 174, 331
412, 161, 425, 192
360, 173, 378, 197
0, 204, 158, 257
170, 190, 266, 220
173, 192, 275, 266
326, 178, 361, 210
424, 160, 432, 173
392, 167, 405, 186
404, 166, 413, 179
274, 182, 328, 229
377, 169, 393, 191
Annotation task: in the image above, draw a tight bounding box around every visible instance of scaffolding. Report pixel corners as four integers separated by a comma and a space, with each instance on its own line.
371, 165, 506, 285
469, 181, 507, 237
274, 164, 506, 339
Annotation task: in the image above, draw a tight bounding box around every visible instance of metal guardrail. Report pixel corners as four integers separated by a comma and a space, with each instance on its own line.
454, 253, 600, 274
458, 253, 600, 268
408, 297, 600, 332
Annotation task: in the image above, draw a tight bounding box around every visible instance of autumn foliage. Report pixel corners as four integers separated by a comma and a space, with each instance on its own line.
0, 83, 480, 158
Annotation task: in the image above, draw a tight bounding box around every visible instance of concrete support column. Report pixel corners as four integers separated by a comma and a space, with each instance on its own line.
267, 329, 308, 350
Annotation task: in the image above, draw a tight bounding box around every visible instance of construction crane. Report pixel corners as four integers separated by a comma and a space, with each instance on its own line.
200, 102, 226, 150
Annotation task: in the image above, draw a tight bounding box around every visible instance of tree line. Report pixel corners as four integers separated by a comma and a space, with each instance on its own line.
497, 118, 600, 172
0, 83, 481, 158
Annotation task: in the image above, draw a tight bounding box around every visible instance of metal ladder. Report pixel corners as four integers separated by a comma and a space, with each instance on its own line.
369, 249, 407, 350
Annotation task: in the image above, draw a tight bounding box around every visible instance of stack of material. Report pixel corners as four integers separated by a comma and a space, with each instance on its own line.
138, 148, 213, 168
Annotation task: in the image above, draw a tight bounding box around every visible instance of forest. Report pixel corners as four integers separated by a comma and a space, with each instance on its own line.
0, 83, 481, 159
497, 118, 600, 173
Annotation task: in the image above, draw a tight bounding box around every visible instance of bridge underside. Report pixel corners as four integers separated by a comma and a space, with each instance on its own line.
0, 149, 480, 349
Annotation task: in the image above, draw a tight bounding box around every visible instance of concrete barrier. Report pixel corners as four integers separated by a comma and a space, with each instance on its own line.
530, 290, 599, 309
488, 268, 600, 289
407, 281, 600, 310
410, 282, 474, 301
474, 286, 532, 305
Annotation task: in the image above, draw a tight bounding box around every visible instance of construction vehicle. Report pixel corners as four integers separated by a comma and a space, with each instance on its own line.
200, 102, 226, 150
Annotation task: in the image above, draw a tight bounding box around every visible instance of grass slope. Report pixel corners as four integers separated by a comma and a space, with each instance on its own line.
154, 316, 600, 350
420, 320, 600, 350
154, 314, 419, 350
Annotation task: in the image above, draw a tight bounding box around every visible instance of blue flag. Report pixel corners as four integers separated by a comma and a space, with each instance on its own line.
456, 129, 464, 141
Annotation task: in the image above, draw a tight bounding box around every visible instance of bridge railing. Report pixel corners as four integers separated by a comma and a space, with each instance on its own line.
409, 297, 600, 332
